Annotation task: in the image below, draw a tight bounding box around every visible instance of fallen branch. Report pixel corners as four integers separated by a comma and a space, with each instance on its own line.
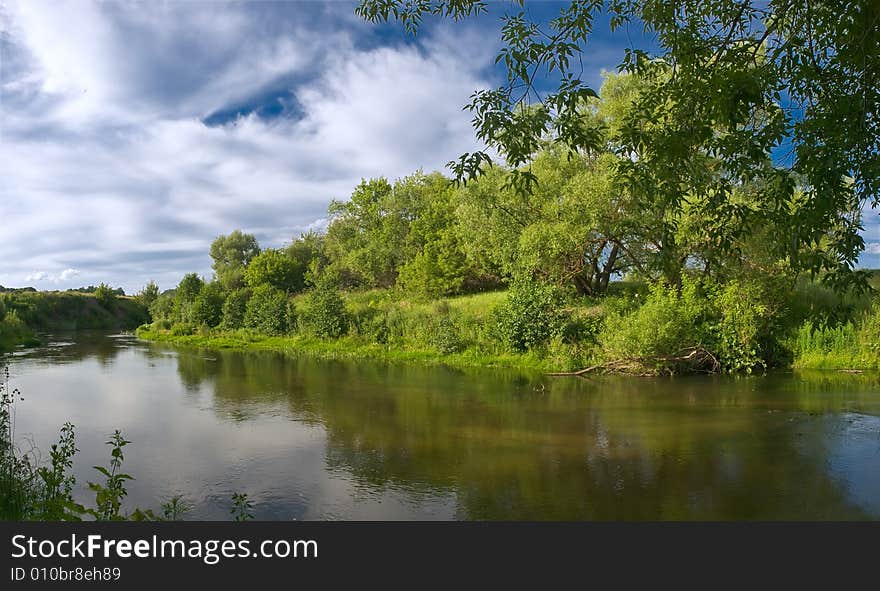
548, 346, 721, 377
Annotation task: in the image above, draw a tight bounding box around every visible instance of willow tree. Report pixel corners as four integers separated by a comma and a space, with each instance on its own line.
357, 0, 879, 290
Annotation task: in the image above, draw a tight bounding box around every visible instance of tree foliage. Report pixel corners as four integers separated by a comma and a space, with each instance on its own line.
356, 0, 879, 289
210, 230, 261, 291
244, 249, 306, 294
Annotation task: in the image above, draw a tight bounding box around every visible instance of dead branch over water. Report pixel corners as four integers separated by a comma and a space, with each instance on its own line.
548, 347, 721, 378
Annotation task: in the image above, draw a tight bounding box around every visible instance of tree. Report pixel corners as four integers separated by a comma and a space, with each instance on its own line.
323, 177, 398, 288
191, 282, 224, 327
221, 288, 251, 330
286, 231, 328, 288
173, 273, 204, 322
136, 281, 159, 310
356, 0, 879, 289
94, 283, 116, 310
210, 230, 261, 291
243, 284, 290, 335
244, 249, 305, 294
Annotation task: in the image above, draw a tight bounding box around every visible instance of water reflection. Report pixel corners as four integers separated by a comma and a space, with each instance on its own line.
5, 333, 880, 520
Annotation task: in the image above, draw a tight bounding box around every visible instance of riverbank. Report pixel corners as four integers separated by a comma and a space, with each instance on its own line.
0, 290, 148, 352
136, 280, 880, 374
135, 326, 561, 372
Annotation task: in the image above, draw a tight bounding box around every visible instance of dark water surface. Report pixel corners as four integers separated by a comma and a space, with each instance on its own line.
5, 332, 880, 519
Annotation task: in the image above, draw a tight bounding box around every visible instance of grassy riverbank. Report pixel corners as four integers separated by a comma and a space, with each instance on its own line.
138, 279, 880, 374
0, 290, 148, 352
137, 289, 579, 372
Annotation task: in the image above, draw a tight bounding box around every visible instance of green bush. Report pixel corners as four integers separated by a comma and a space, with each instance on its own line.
191, 283, 224, 327
299, 284, 349, 339
221, 288, 250, 330
94, 283, 116, 311
712, 279, 776, 372
149, 294, 174, 323
349, 306, 389, 343
430, 316, 463, 354
599, 279, 710, 364
490, 279, 566, 352
170, 322, 197, 336
244, 285, 289, 335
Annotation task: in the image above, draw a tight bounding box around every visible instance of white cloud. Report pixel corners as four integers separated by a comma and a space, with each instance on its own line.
0, 1, 496, 293
23, 268, 80, 284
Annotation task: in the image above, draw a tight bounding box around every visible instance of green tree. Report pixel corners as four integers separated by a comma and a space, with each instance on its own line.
221, 288, 251, 330
243, 285, 289, 335
210, 230, 261, 291
323, 177, 397, 288
191, 282, 224, 327
299, 282, 349, 339
244, 249, 305, 294
136, 281, 159, 311
173, 273, 204, 323
356, 0, 878, 289
286, 231, 328, 287
94, 283, 116, 311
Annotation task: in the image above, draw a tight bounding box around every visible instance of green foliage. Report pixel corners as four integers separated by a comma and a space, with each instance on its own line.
599, 280, 711, 365
244, 285, 289, 336
160, 495, 192, 520
429, 315, 463, 355
35, 423, 81, 520
792, 300, 880, 370
210, 230, 261, 291
712, 280, 774, 373
358, 0, 876, 288
231, 492, 254, 521
0, 310, 35, 352
150, 293, 174, 323
94, 283, 117, 310
221, 288, 251, 330
191, 282, 224, 327
286, 232, 328, 288
299, 283, 350, 339
174, 273, 205, 322
136, 281, 160, 311
87, 430, 133, 521
245, 248, 305, 293
490, 279, 566, 352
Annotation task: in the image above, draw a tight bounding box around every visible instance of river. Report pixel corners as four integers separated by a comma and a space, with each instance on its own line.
4, 331, 880, 519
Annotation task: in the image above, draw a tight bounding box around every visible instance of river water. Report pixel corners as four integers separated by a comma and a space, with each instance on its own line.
4, 331, 880, 519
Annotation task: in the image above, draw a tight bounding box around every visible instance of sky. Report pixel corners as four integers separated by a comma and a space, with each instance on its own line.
1, 1, 878, 293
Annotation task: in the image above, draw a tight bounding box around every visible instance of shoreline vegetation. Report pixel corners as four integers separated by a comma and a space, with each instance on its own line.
0, 286, 149, 353
135, 277, 880, 376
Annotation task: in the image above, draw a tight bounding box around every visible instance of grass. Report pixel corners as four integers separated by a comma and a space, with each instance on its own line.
136, 327, 558, 373
140, 279, 880, 374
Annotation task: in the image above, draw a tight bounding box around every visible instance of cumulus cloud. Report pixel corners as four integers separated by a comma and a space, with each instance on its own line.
0, 1, 496, 292
24, 268, 80, 284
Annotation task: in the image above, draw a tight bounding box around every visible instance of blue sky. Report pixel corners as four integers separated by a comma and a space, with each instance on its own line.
1, 1, 877, 293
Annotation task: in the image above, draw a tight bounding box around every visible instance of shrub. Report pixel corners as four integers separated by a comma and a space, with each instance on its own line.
170, 322, 197, 336
299, 284, 349, 339
191, 283, 224, 327
712, 279, 775, 372
244, 285, 289, 335
221, 288, 250, 330
490, 279, 566, 352
94, 283, 116, 311
599, 279, 711, 366
430, 316, 463, 354
149, 294, 174, 323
